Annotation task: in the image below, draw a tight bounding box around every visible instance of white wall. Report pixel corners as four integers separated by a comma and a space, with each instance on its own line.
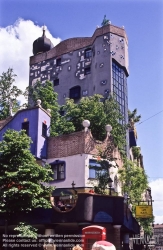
47, 154, 90, 188
47, 154, 122, 194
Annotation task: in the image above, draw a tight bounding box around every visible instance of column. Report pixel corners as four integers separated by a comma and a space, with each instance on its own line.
123, 233, 130, 250
113, 225, 121, 250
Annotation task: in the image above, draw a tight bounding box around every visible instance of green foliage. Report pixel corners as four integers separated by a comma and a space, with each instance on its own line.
118, 159, 148, 202
26, 84, 126, 152
128, 109, 141, 124
14, 222, 38, 239
0, 68, 22, 120
63, 95, 127, 151
25, 80, 74, 136
94, 171, 109, 195
0, 129, 54, 215
132, 146, 141, 159
118, 158, 153, 233
90, 158, 115, 195
101, 15, 110, 26
138, 217, 154, 235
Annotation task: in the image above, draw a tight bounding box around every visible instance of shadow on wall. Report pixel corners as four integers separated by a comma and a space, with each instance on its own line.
40, 138, 48, 159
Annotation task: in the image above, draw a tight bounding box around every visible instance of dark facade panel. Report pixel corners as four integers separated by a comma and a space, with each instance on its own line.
129, 130, 137, 147
51, 193, 124, 224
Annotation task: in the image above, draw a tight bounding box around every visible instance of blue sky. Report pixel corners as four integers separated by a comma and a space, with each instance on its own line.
0, 0, 163, 223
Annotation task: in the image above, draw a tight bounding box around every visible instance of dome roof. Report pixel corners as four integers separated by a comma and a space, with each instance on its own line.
33, 26, 54, 55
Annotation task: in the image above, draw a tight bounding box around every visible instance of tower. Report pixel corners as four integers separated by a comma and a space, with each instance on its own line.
29, 23, 129, 152
30, 24, 129, 126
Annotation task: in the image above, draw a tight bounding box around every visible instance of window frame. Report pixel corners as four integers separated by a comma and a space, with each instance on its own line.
22, 121, 29, 136
89, 159, 103, 179
69, 86, 81, 100
51, 161, 66, 181
84, 67, 91, 75
53, 78, 59, 86
85, 48, 92, 58
56, 58, 61, 66
42, 122, 47, 138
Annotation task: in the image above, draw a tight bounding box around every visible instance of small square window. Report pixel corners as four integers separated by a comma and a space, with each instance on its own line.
42, 123, 47, 137
85, 48, 92, 58
84, 67, 91, 75
54, 79, 59, 86
56, 58, 61, 66
69, 86, 81, 100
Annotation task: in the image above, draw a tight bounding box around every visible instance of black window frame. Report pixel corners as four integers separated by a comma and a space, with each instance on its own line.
84, 67, 91, 75
69, 86, 81, 100
22, 121, 29, 136
56, 58, 61, 66
42, 122, 47, 137
85, 48, 92, 58
51, 161, 66, 181
53, 78, 59, 86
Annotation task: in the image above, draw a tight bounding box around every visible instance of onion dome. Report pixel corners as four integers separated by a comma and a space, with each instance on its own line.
33, 26, 54, 55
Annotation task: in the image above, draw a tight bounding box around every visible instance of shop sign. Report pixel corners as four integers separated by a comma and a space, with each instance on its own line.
135, 205, 153, 218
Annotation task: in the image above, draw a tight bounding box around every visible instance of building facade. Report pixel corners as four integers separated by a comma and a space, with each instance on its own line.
0, 106, 140, 250
153, 224, 163, 250
0, 103, 51, 160
29, 24, 129, 126
0, 23, 148, 250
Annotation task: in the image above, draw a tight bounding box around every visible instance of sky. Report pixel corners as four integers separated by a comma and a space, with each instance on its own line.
0, 0, 163, 224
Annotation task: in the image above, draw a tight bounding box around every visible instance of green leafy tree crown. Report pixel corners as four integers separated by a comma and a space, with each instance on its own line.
0, 129, 53, 215
63, 95, 127, 152
101, 15, 110, 26
0, 68, 22, 120
25, 80, 74, 136
118, 158, 154, 234
128, 108, 141, 124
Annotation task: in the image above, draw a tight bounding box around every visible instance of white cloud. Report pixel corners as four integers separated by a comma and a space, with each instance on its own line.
0, 18, 61, 104
149, 178, 163, 224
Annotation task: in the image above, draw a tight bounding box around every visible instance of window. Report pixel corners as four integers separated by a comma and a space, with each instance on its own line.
42, 123, 47, 137
112, 60, 128, 123
22, 121, 29, 136
53, 78, 59, 86
69, 86, 81, 100
59, 108, 65, 116
84, 67, 91, 75
85, 48, 92, 58
89, 159, 103, 179
51, 161, 65, 180
56, 58, 61, 66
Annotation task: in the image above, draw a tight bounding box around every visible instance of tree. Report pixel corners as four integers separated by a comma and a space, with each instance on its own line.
118, 158, 148, 202
62, 95, 127, 194
0, 129, 53, 223
128, 108, 141, 125
118, 158, 154, 234
101, 15, 110, 26
0, 68, 22, 120
27, 84, 127, 151
14, 223, 38, 239
63, 95, 127, 152
26, 80, 74, 136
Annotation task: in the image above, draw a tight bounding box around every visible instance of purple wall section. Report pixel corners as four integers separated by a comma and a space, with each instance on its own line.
0, 107, 51, 159
37, 108, 51, 159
